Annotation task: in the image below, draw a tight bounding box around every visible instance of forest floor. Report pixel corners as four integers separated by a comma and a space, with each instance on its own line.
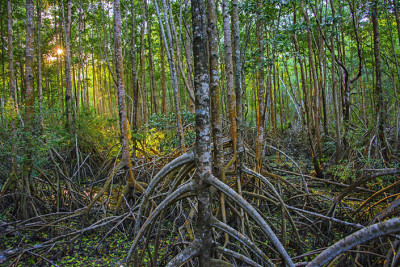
0, 123, 398, 266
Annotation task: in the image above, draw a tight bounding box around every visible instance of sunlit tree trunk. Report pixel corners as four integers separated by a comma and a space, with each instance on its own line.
255, 0, 266, 173
160, 28, 167, 114
130, 0, 139, 158
154, 0, 186, 152
91, 46, 97, 114
8, 0, 17, 174
163, 0, 195, 112
139, 0, 147, 125
222, 0, 237, 156
62, 0, 75, 131
147, 14, 157, 114
113, 0, 145, 213
78, 0, 86, 108
37, 0, 43, 122
25, 0, 35, 129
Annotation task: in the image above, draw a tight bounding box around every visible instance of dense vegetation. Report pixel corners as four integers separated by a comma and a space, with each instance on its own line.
0, 0, 400, 266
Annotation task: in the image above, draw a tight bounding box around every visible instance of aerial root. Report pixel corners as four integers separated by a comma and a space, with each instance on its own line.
242, 167, 302, 248
215, 246, 260, 267
125, 181, 196, 264
206, 173, 295, 266
307, 217, 400, 267
134, 152, 194, 235
211, 217, 275, 266
165, 241, 201, 267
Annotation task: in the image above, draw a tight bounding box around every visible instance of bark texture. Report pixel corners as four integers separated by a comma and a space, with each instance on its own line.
113, 0, 145, 213
192, 0, 213, 264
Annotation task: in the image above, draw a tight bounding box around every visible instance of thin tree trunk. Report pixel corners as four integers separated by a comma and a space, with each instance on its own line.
130, 0, 139, 153
25, 0, 35, 127
154, 0, 186, 152
24, 0, 35, 220
8, 0, 17, 174
371, 0, 390, 160
222, 0, 237, 156
113, 0, 145, 213
331, 36, 342, 163
255, 0, 266, 173
37, 0, 43, 112
147, 15, 157, 114
62, 0, 75, 131
92, 47, 97, 114
164, 0, 195, 111
160, 28, 167, 114
300, 0, 323, 168
293, 6, 323, 178
139, 0, 147, 126
78, 0, 86, 108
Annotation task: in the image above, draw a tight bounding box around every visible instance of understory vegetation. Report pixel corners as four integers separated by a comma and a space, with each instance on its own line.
0, 105, 399, 266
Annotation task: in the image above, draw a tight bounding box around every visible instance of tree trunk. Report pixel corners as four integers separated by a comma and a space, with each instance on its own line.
24, 0, 35, 220
37, 0, 43, 115
139, 0, 147, 125
222, 0, 237, 156
300, 0, 323, 168
255, 0, 266, 173
8, 0, 17, 173
154, 0, 186, 152
207, 0, 228, 244
113, 0, 145, 213
192, 0, 213, 264
163, 0, 195, 111
62, 0, 75, 131
160, 28, 167, 114
371, 0, 390, 160
130, 0, 139, 158
25, 0, 35, 127
147, 14, 157, 114
293, 6, 323, 178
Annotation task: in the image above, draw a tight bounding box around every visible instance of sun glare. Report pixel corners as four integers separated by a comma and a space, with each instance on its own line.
57, 48, 63, 55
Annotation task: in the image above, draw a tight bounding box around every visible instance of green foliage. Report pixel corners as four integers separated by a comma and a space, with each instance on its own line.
145, 111, 195, 153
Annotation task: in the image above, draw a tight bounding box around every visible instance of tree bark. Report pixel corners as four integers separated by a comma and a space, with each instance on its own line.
154, 0, 186, 152
8, 0, 17, 173
139, 0, 147, 125
24, 0, 35, 220
292, 6, 323, 178
25, 0, 35, 126
255, 0, 266, 173
164, 0, 195, 111
192, 0, 213, 264
371, 0, 389, 161
160, 28, 167, 114
113, 0, 145, 213
130, 0, 139, 157
62, 0, 75, 131
222, 0, 237, 156
37, 0, 43, 111
147, 13, 157, 114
